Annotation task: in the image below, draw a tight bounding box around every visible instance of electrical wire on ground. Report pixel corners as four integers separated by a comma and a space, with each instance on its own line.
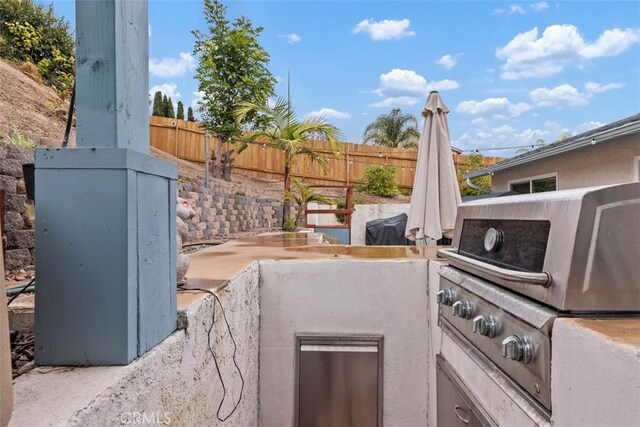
177, 285, 244, 422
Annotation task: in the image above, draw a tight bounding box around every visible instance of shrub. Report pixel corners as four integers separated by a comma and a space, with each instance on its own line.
1, 126, 35, 148
359, 164, 399, 197
0, 0, 75, 94
235, 190, 246, 196
334, 196, 364, 224
282, 218, 296, 232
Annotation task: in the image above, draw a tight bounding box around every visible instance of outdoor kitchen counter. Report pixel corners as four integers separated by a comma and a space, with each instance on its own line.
177, 232, 441, 309
552, 317, 640, 426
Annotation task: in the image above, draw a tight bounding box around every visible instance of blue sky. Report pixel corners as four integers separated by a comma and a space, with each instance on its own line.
40, 1, 640, 156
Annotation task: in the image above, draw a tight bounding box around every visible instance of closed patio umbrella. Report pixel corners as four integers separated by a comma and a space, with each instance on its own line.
405, 91, 461, 242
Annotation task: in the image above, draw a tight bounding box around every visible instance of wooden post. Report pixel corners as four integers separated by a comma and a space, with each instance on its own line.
35, 0, 177, 365
75, 0, 149, 153
204, 133, 210, 189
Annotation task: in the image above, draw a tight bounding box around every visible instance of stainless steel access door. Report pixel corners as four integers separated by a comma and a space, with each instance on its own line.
296, 335, 383, 427
437, 355, 495, 427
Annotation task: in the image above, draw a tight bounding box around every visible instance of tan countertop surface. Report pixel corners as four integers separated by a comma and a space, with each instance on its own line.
566, 318, 640, 347
177, 232, 442, 308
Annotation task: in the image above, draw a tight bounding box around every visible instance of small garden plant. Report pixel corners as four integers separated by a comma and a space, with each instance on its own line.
359, 164, 399, 197
282, 218, 296, 232
1, 126, 35, 148
284, 178, 332, 227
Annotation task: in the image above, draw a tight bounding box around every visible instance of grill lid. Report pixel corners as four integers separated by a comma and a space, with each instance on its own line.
439, 182, 640, 312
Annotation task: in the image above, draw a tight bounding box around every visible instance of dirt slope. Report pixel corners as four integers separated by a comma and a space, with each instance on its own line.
0, 60, 74, 144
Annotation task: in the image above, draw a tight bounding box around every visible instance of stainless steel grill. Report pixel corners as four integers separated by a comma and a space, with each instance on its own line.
436, 182, 640, 415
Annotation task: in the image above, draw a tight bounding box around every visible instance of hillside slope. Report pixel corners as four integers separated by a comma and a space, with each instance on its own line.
0, 60, 74, 145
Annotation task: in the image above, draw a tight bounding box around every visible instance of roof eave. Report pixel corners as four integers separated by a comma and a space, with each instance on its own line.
464, 120, 640, 179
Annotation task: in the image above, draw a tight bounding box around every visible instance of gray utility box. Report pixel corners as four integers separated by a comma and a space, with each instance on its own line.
35, 148, 177, 365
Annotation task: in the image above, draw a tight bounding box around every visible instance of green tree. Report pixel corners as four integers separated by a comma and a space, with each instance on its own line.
176, 101, 185, 120
363, 108, 420, 149
166, 97, 175, 119
152, 91, 164, 117
192, 0, 276, 144
187, 107, 195, 122
160, 95, 169, 118
457, 153, 491, 196
0, 0, 75, 95
235, 97, 342, 192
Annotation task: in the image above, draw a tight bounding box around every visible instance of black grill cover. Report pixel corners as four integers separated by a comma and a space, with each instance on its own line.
365, 213, 415, 246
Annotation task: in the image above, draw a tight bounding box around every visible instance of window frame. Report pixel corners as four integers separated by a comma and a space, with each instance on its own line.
508, 172, 559, 194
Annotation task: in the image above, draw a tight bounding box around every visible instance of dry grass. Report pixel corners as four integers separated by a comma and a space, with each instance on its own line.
18, 62, 42, 84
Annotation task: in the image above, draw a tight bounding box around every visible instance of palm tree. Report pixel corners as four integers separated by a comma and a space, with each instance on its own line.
363, 108, 420, 149
284, 178, 333, 226
234, 97, 342, 192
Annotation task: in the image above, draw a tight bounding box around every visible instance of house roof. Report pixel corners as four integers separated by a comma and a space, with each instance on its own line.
464, 113, 640, 179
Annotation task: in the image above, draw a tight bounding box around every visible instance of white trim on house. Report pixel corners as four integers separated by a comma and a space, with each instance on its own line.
634, 156, 640, 182
508, 172, 559, 194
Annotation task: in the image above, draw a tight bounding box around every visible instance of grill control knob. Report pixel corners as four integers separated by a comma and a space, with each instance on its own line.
472, 315, 497, 338
452, 300, 474, 319
436, 289, 455, 306
501, 335, 534, 364
484, 228, 504, 253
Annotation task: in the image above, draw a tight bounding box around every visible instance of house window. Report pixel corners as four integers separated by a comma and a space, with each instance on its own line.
509, 174, 557, 194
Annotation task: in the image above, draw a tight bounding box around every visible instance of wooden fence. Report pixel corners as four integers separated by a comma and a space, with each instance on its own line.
149, 116, 503, 190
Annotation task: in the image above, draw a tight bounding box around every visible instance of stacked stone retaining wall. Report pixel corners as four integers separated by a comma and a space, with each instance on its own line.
178, 184, 283, 241
0, 143, 35, 270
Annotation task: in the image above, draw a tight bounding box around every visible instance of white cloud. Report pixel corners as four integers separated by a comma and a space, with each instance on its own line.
353, 18, 415, 41
456, 97, 531, 117
437, 54, 457, 69
373, 69, 459, 99
191, 90, 204, 112
472, 118, 488, 126
308, 108, 351, 119
496, 25, 640, 79
279, 33, 301, 44
530, 84, 589, 107
426, 79, 460, 91
580, 28, 640, 58
530, 2, 549, 12
453, 125, 553, 155
509, 4, 526, 15
573, 121, 605, 134
150, 83, 181, 101
370, 96, 420, 108
584, 81, 624, 93
374, 69, 426, 96
148, 24, 152, 37
149, 52, 195, 78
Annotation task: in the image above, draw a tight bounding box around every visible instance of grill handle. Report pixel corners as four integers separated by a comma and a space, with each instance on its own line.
437, 248, 552, 288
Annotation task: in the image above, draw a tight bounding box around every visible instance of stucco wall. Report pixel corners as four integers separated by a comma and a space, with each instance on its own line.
9, 264, 261, 427
551, 318, 640, 427
258, 259, 430, 426
491, 134, 640, 192
350, 203, 410, 245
